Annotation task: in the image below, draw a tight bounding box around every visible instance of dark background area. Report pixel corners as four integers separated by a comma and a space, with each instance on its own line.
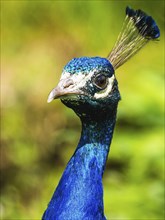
1, 1, 164, 219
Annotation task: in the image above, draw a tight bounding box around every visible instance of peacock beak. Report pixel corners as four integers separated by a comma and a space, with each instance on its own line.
47, 78, 82, 103
47, 86, 64, 103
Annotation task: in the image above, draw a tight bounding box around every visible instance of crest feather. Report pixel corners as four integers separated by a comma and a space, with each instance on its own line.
108, 6, 160, 69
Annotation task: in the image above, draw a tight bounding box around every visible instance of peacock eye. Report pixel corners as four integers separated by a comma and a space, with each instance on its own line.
93, 74, 108, 89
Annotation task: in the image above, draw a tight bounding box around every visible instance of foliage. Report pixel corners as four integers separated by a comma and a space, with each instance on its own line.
1, 1, 164, 219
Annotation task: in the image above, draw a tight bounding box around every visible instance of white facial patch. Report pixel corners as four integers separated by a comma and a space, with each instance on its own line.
94, 75, 115, 99
60, 70, 95, 91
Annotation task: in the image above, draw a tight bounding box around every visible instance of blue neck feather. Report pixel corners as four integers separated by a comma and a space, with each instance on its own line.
43, 114, 116, 220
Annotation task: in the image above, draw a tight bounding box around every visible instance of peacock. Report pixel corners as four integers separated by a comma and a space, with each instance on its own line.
42, 7, 160, 220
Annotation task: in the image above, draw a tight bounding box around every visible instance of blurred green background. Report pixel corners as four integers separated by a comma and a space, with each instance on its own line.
1, 1, 164, 219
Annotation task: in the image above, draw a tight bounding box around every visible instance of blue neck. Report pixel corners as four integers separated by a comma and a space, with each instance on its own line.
43, 115, 116, 220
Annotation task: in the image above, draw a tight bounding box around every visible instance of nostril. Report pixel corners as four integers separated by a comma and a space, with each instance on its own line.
63, 79, 74, 88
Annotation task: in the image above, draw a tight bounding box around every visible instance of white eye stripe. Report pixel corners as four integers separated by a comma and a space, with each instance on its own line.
61, 70, 115, 99
94, 75, 115, 99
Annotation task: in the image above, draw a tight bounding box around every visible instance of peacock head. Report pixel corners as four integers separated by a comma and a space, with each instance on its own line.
47, 57, 120, 120
47, 6, 160, 121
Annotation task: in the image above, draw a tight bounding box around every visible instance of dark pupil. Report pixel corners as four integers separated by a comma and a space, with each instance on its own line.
95, 75, 107, 89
